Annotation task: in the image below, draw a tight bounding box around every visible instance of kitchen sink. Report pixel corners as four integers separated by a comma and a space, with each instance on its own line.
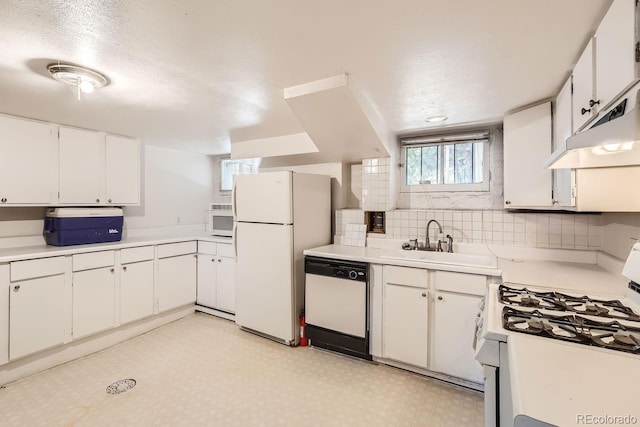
378, 249, 497, 268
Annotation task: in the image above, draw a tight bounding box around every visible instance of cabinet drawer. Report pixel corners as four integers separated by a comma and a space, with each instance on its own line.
73, 251, 115, 272
120, 246, 154, 264
158, 241, 197, 258
383, 265, 428, 289
197, 241, 217, 256
217, 243, 234, 258
433, 271, 486, 296
11, 256, 66, 281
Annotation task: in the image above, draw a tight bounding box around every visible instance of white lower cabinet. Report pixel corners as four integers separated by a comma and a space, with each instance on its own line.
431, 291, 484, 383
382, 266, 429, 369
197, 254, 217, 308
216, 255, 235, 313
0, 265, 8, 365
120, 260, 154, 324
73, 267, 116, 339
158, 254, 197, 312
10, 274, 66, 360
196, 242, 235, 314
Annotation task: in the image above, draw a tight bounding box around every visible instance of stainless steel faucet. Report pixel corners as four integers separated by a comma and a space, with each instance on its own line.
425, 219, 443, 251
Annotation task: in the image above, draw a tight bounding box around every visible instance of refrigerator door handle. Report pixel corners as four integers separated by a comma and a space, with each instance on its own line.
232, 180, 238, 219
233, 222, 238, 258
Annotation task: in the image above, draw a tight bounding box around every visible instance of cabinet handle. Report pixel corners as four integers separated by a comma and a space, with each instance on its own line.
437, 295, 443, 301
108, 199, 112, 203
218, 258, 222, 263
0, 198, 6, 203
110, 268, 115, 273
13, 285, 20, 292
96, 198, 100, 203
505, 200, 511, 205
211, 258, 215, 262
581, 107, 591, 115
421, 292, 427, 297
123, 266, 127, 271
589, 99, 600, 108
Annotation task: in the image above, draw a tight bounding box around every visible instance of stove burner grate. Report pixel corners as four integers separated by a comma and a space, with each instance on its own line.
502, 307, 640, 354
499, 285, 640, 321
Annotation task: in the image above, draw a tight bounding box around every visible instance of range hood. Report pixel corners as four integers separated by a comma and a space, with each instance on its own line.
547, 85, 640, 169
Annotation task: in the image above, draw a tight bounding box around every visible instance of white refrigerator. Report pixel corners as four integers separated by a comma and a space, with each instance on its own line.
232, 171, 331, 345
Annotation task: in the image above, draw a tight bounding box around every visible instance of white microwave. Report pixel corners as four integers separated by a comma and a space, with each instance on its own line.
208, 203, 233, 236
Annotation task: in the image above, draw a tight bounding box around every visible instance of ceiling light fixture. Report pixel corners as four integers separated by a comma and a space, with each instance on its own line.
425, 115, 448, 123
47, 63, 109, 100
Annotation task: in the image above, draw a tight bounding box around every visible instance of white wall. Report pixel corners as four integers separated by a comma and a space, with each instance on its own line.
0, 145, 216, 247
123, 145, 215, 233
601, 213, 640, 260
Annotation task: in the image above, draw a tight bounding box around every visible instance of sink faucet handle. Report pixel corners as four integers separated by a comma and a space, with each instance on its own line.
409, 238, 418, 250
446, 234, 454, 253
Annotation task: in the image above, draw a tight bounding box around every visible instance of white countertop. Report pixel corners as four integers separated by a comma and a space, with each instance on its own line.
0, 234, 232, 263
303, 244, 503, 276
509, 333, 640, 427
498, 258, 629, 297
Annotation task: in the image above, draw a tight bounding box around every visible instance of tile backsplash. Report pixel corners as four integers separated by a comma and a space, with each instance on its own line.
335, 209, 602, 250
361, 158, 392, 211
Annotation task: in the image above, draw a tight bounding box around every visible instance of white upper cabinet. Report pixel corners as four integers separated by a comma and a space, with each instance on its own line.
0, 115, 58, 205
59, 128, 141, 206
595, 0, 637, 112
59, 127, 106, 205
553, 77, 575, 208
572, 38, 596, 131
503, 102, 553, 208
105, 135, 140, 205
572, 0, 638, 132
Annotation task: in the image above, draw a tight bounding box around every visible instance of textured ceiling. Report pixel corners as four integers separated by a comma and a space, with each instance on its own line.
0, 0, 612, 155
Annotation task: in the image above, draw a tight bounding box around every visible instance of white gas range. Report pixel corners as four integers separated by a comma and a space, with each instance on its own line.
475, 244, 640, 427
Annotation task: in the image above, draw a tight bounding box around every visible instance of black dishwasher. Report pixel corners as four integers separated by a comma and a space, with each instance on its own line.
304, 256, 371, 360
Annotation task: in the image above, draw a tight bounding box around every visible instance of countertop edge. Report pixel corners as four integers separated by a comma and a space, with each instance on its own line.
0, 235, 232, 263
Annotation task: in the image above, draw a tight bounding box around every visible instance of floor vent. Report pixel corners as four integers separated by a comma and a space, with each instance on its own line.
106, 379, 136, 395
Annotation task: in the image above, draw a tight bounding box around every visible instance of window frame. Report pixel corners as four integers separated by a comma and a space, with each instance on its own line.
400, 131, 491, 193
219, 156, 260, 192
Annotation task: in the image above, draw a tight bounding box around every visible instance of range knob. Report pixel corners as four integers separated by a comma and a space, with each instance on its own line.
348, 270, 358, 280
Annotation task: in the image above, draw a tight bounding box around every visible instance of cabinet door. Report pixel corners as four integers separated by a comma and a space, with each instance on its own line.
59, 127, 105, 204
105, 135, 140, 205
158, 254, 197, 312
120, 260, 154, 324
553, 78, 575, 207
216, 256, 236, 314
0, 115, 58, 204
382, 284, 428, 368
431, 291, 484, 383
73, 267, 115, 339
572, 38, 596, 131
595, 0, 637, 111
196, 254, 217, 309
9, 275, 66, 360
503, 102, 553, 208
0, 265, 7, 365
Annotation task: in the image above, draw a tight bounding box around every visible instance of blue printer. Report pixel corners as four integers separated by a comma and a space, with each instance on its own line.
44, 208, 124, 246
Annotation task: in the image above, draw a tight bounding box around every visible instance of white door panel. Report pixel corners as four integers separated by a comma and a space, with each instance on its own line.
235, 222, 294, 341
305, 274, 366, 337
217, 255, 235, 313
234, 172, 293, 224
197, 254, 217, 308
105, 135, 140, 205
59, 127, 105, 204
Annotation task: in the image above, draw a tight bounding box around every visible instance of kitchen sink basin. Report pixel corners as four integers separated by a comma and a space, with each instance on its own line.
378, 249, 497, 268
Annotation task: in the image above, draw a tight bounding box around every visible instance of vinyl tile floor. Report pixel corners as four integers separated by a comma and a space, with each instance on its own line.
0, 313, 484, 426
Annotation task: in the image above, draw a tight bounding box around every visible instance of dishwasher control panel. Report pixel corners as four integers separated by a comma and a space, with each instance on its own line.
305, 256, 368, 282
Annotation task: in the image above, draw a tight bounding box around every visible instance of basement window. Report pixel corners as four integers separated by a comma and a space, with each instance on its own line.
401, 131, 490, 192
220, 157, 260, 191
